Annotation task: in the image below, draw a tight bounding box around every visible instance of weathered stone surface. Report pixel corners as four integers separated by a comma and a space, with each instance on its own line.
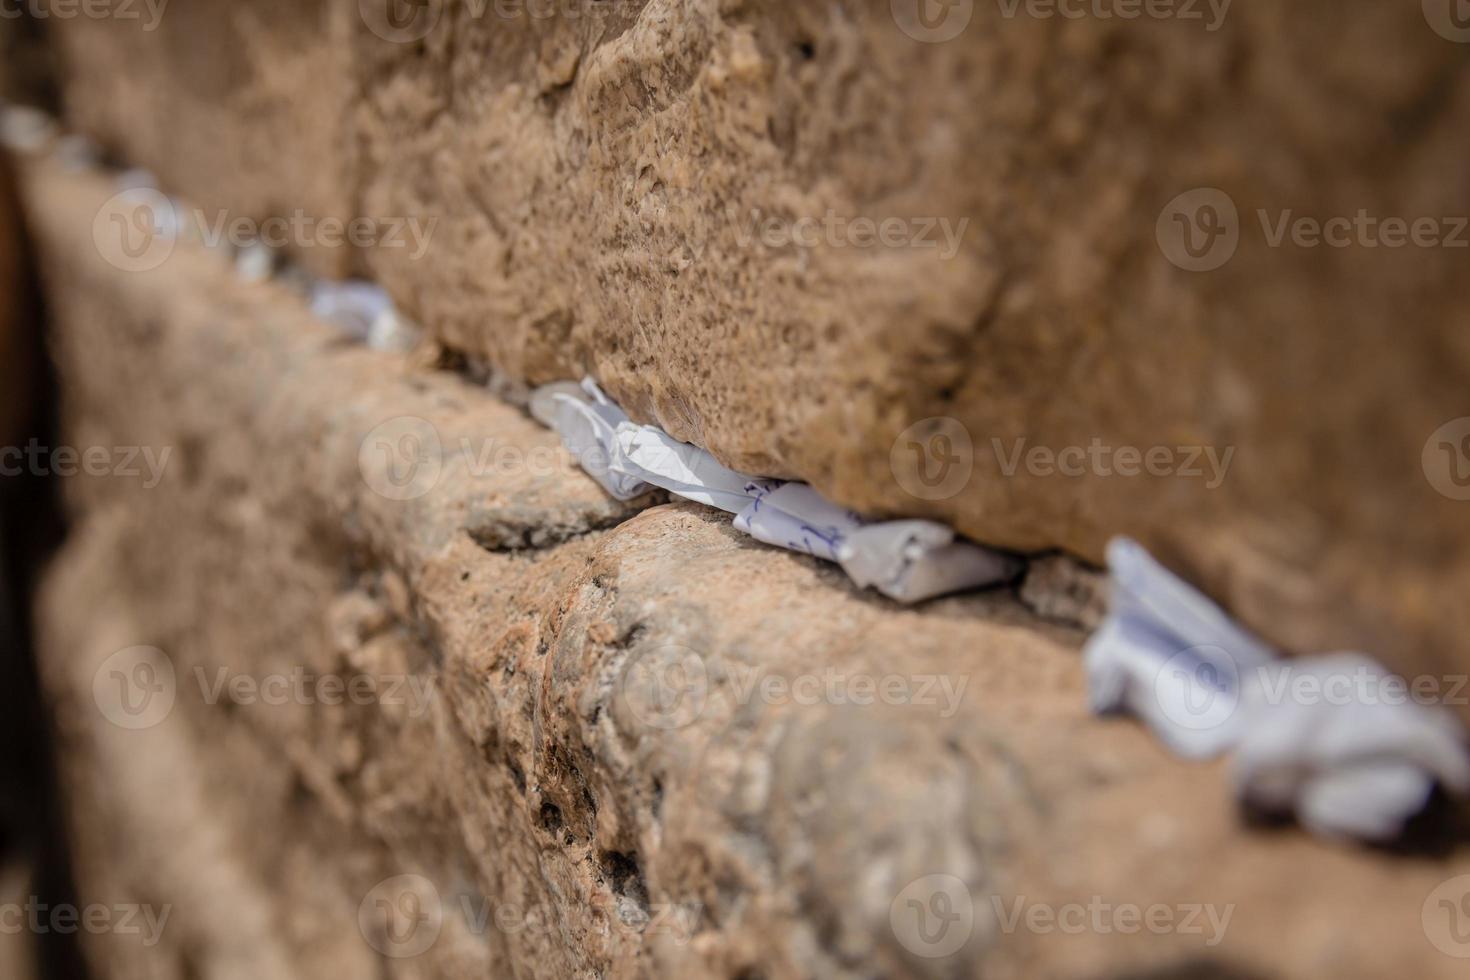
353, 0, 1470, 699
43, 1, 1470, 699
48, 0, 357, 277
23, 153, 1470, 980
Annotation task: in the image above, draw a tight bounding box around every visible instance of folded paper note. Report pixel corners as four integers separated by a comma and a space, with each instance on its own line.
838, 521, 1022, 605
1086, 537, 1470, 840
526, 380, 1016, 604
310, 281, 393, 341
617, 424, 780, 514
1085, 538, 1276, 759
529, 379, 652, 501
733, 483, 860, 562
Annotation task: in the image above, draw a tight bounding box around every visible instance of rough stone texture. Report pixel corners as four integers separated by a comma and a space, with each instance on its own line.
354, 0, 1470, 700
47, 0, 357, 277
22, 152, 1470, 980
42, 0, 1470, 702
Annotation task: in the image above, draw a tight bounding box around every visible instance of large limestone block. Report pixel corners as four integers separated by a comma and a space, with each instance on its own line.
22, 153, 1470, 980
354, 0, 1470, 696
47, 0, 358, 277
42, 2, 1470, 692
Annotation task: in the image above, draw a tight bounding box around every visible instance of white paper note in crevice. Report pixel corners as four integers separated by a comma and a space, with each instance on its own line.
1085, 537, 1470, 840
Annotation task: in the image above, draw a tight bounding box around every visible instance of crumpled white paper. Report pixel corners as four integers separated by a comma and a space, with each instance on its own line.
1086, 537, 1470, 840
1085, 538, 1276, 759
529, 379, 652, 501
235, 243, 276, 284
367, 307, 423, 353
838, 520, 1022, 605
528, 379, 1017, 604
618, 424, 781, 514
0, 104, 57, 153
733, 483, 859, 561
309, 281, 422, 352
310, 281, 392, 340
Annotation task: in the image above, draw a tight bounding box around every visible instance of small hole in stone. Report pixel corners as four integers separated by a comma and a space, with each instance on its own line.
539, 801, 564, 832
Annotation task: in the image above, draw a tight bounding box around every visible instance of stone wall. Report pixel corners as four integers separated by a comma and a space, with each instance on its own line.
19, 154, 1469, 980
42, 0, 1470, 698
6, 3, 1470, 978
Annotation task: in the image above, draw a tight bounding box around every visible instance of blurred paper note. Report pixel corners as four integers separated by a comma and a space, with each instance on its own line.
735, 485, 1019, 603
310, 281, 393, 341
1086, 537, 1470, 840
